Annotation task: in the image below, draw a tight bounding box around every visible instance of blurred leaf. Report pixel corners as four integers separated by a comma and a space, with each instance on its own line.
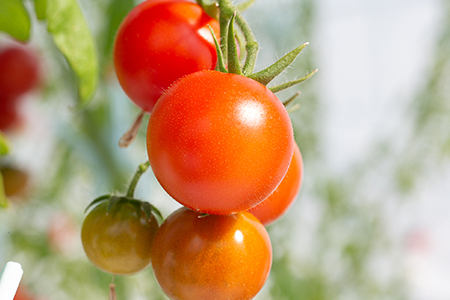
102, 0, 134, 63
0, 173, 8, 208
41, 0, 99, 107
33, 0, 47, 20
0, 131, 10, 155
0, 0, 31, 41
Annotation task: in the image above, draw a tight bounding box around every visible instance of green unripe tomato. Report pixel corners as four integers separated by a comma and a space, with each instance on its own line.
81, 200, 159, 275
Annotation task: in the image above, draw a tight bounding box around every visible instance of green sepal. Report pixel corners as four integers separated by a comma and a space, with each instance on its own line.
0, 132, 11, 156
142, 201, 164, 224
107, 195, 121, 213
0, 173, 8, 209
236, 0, 256, 12
283, 91, 301, 107
249, 42, 309, 86
227, 12, 242, 75
287, 103, 300, 114
196, 0, 219, 20
0, 0, 31, 41
84, 194, 112, 213
269, 69, 318, 93
209, 25, 227, 73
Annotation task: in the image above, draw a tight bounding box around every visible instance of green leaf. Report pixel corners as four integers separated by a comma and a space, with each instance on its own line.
0, 131, 11, 156
0, 173, 8, 209
43, 0, 99, 107
33, 0, 47, 20
0, 0, 31, 41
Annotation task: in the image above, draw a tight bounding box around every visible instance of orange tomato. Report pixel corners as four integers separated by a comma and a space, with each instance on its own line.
151, 207, 272, 300
248, 143, 303, 225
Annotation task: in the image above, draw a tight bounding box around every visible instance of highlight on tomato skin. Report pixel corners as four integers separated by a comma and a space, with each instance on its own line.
113, 0, 219, 113
81, 201, 159, 275
248, 142, 303, 226
147, 70, 294, 215
151, 207, 272, 300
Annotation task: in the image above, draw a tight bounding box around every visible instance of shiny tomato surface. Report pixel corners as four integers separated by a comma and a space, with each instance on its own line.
113, 0, 219, 112
147, 70, 294, 215
249, 143, 303, 225
151, 207, 272, 300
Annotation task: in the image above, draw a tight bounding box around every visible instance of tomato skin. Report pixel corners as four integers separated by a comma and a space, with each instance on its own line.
81, 201, 159, 275
151, 207, 272, 300
0, 44, 40, 99
147, 70, 294, 215
248, 143, 303, 225
0, 97, 21, 132
113, 0, 219, 113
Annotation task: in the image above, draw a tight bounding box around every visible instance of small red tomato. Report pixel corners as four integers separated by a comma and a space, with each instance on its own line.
114, 0, 219, 113
0, 98, 21, 132
0, 44, 40, 99
151, 207, 272, 300
147, 70, 294, 215
248, 143, 303, 225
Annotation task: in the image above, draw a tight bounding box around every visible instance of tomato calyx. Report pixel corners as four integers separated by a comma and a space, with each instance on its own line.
210, 0, 317, 107
84, 160, 164, 223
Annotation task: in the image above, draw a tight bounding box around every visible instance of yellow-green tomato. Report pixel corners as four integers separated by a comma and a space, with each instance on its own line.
81, 201, 159, 275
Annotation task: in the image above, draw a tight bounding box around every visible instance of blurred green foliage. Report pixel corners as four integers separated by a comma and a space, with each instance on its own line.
1, 0, 449, 299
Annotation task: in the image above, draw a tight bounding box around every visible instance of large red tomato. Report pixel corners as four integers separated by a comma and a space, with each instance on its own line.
113, 0, 219, 113
151, 207, 272, 300
248, 142, 303, 225
147, 70, 294, 215
0, 44, 40, 99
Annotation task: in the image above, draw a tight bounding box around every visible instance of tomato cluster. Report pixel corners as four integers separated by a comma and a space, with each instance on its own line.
81, 0, 311, 299
0, 43, 41, 132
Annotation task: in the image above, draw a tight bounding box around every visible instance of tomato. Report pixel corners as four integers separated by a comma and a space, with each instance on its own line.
147, 70, 294, 215
248, 143, 303, 225
113, 0, 219, 113
151, 207, 272, 300
0, 44, 40, 99
0, 166, 29, 198
14, 285, 36, 300
81, 200, 159, 275
0, 98, 21, 132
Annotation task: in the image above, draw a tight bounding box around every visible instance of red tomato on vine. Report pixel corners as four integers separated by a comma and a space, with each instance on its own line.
147, 70, 294, 215
151, 207, 272, 300
0, 44, 41, 99
113, 0, 219, 113
249, 142, 303, 225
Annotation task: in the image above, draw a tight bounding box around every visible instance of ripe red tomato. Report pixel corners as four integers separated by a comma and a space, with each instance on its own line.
0, 44, 40, 98
0, 97, 21, 132
147, 70, 294, 215
248, 142, 303, 225
81, 200, 159, 275
113, 0, 219, 113
151, 207, 272, 300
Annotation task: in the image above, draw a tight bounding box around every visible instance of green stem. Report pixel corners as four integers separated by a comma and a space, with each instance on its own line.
126, 161, 150, 198
218, 0, 258, 74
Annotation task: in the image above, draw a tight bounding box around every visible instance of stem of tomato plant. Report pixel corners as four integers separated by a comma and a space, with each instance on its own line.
218, 0, 258, 75
126, 161, 151, 198
109, 276, 116, 300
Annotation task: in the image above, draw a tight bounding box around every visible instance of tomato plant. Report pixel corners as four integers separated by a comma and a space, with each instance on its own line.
151, 207, 272, 300
248, 142, 303, 225
0, 44, 40, 99
113, 0, 219, 113
147, 70, 294, 215
81, 199, 159, 275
